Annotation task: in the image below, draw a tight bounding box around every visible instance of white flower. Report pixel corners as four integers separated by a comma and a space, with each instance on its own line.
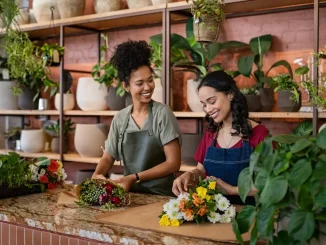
29, 165, 39, 175
58, 169, 67, 181
225, 206, 236, 219
208, 212, 221, 224
182, 212, 194, 221
31, 173, 39, 182
167, 210, 183, 220
168, 199, 180, 213
177, 193, 189, 201
40, 169, 46, 175
217, 197, 230, 211
214, 193, 224, 203
220, 214, 232, 224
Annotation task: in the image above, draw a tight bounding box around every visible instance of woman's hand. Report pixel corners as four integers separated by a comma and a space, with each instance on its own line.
209, 176, 238, 195
115, 175, 135, 192
172, 171, 193, 196
92, 174, 106, 180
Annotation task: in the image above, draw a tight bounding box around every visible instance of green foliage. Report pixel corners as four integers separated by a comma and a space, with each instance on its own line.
234, 129, 326, 244
273, 73, 300, 102
4, 127, 21, 139
240, 86, 259, 95
45, 118, 75, 137
0, 152, 32, 187
91, 34, 124, 97
37, 43, 65, 66
186, 0, 225, 22
292, 120, 313, 136
0, 0, 19, 30
237, 34, 293, 89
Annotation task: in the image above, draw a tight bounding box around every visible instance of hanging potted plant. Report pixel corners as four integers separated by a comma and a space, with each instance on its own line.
240, 86, 261, 112
186, 0, 225, 43
37, 43, 64, 67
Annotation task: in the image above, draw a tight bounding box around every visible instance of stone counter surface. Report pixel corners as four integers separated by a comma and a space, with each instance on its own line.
0, 189, 242, 245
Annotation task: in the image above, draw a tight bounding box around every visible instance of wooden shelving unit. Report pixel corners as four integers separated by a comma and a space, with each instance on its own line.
0, 110, 59, 116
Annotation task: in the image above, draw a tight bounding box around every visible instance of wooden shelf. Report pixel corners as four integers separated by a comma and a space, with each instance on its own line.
0, 149, 60, 160
0, 110, 59, 116
64, 110, 118, 116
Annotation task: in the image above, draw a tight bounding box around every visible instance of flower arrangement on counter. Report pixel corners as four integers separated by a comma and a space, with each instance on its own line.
29, 158, 67, 189
159, 178, 236, 226
76, 179, 130, 210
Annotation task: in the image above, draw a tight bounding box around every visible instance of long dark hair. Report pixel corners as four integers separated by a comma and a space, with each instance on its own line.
197, 70, 252, 138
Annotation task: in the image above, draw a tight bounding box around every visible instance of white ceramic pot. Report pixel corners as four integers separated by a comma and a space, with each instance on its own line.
151, 0, 172, 5
54, 93, 75, 111
76, 77, 108, 111
74, 124, 108, 157
187, 79, 203, 112
14, 8, 30, 25
152, 78, 163, 103
127, 0, 152, 9
33, 0, 60, 23
20, 129, 45, 153
94, 0, 121, 13
29, 9, 37, 23
56, 0, 85, 18
2, 68, 9, 80
0, 81, 19, 110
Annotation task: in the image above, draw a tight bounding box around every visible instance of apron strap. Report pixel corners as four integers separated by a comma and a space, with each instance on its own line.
148, 101, 154, 136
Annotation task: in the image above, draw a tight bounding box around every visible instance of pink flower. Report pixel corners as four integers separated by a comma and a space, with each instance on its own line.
99, 193, 109, 205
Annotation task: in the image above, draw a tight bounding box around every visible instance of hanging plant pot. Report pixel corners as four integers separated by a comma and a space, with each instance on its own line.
107, 87, 126, 110
187, 79, 204, 112
56, 0, 86, 19
54, 93, 75, 111
193, 16, 221, 43
259, 88, 275, 112
151, 0, 172, 5
0, 81, 19, 110
94, 0, 121, 14
245, 95, 261, 112
18, 87, 39, 110
21, 129, 45, 153
33, 0, 61, 23
277, 90, 302, 112
74, 124, 108, 157
126, 0, 152, 9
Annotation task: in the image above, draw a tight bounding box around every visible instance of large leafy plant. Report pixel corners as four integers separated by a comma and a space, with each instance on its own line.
233, 128, 326, 245
238, 34, 293, 89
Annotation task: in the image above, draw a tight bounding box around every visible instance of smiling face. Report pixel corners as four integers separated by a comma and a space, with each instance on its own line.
122, 66, 154, 104
199, 86, 233, 123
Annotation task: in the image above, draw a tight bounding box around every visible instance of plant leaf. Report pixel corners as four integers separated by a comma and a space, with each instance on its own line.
249, 34, 272, 56
312, 159, 326, 180
236, 205, 257, 233
288, 159, 312, 188
221, 41, 248, 49
266, 60, 294, 78
290, 138, 312, 154
238, 55, 255, 77
317, 128, 326, 149
295, 66, 309, 75
232, 220, 244, 245
257, 206, 275, 238
260, 175, 288, 207
272, 134, 306, 144
254, 171, 268, 192
314, 187, 326, 209
289, 209, 315, 243
292, 120, 313, 136
238, 167, 253, 203
206, 43, 221, 60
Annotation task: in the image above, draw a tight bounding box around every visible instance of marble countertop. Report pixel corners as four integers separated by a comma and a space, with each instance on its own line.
0, 188, 250, 245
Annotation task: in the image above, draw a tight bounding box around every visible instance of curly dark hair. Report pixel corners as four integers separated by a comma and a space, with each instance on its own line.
110, 40, 153, 84
197, 70, 253, 139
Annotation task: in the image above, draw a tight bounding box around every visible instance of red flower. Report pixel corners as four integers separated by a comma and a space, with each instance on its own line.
48, 160, 59, 173
40, 175, 49, 183
111, 196, 121, 205
48, 183, 57, 189
105, 183, 115, 193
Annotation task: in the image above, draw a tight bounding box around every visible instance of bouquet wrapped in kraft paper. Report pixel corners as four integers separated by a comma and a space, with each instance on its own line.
75, 179, 130, 210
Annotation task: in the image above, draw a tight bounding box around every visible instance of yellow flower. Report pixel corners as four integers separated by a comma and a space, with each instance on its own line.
208, 181, 216, 190
196, 186, 207, 199
170, 219, 182, 226
57, 161, 63, 170
159, 214, 171, 226
205, 195, 212, 201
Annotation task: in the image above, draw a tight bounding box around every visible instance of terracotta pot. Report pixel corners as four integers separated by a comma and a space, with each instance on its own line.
193, 16, 221, 42
33, 0, 61, 23
76, 77, 108, 111
94, 0, 121, 13
0, 81, 19, 110
54, 93, 75, 111
152, 78, 163, 103
74, 124, 108, 157
259, 88, 274, 112
18, 87, 39, 110
277, 90, 302, 112
56, 0, 86, 18
245, 95, 261, 112
126, 0, 152, 9
151, 0, 172, 5
187, 79, 203, 112
21, 129, 45, 153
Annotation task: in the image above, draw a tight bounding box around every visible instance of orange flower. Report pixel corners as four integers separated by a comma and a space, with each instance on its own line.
48, 160, 59, 173
185, 208, 194, 220
192, 193, 204, 207
179, 199, 186, 212
197, 205, 207, 216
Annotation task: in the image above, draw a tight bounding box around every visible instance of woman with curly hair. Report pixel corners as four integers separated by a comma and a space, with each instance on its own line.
172, 70, 269, 204
92, 40, 181, 196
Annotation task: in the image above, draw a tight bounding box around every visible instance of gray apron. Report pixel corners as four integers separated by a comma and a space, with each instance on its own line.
117, 102, 174, 196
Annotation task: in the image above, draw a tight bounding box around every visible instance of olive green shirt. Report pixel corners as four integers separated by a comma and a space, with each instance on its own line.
105, 101, 181, 161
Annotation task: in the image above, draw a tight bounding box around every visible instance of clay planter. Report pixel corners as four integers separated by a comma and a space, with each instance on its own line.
187, 79, 203, 112
259, 88, 275, 112
76, 77, 108, 111
51, 137, 68, 153
33, 0, 61, 23
151, 0, 172, 5
0, 81, 19, 110
245, 95, 261, 112
277, 90, 302, 112
193, 16, 221, 42
94, 0, 121, 13
126, 0, 152, 9
74, 124, 108, 157
54, 93, 75, 111
56, 0, 86, 18
20, 129, 45, 153
18, 88, 39, 110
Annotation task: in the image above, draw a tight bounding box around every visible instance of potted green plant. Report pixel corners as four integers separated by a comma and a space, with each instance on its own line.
4, 127, 21, 150
273, 73, 301, 112
233, 128, 326, 245
37, 43, 64, 67
91, 34, 127, 110
240, 86, 261, 112
45, 118, 75, 153
186, 0, 225, 42
237, 34, 293, 112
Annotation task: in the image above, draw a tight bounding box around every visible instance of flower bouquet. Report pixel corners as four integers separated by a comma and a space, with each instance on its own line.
159, 178, 236, 226
76, 179, 130, 210
29, 158, 67, 190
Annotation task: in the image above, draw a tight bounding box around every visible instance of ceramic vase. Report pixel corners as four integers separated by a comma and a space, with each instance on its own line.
20, 129, 45, 153
54, 93, 75, 111
126, 0, 152, 9
0, 81, 19, 110
33, 0, 61, 23
94, 0, 121, 13
56, 0, 86, 18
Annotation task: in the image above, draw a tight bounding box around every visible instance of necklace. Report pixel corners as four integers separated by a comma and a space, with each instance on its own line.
221, 128, 234, 148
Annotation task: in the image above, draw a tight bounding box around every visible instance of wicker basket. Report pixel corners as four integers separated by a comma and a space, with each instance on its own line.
193, 16, 221, 43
